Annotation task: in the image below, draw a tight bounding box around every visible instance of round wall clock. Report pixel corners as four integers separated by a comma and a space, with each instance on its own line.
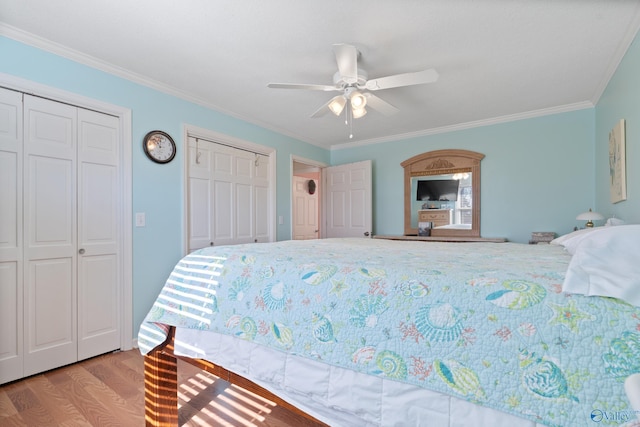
143, 130, 176, 164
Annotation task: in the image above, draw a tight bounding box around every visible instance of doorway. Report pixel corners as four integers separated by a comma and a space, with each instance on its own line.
291, 157, 372, 240
292, 160, 322, 240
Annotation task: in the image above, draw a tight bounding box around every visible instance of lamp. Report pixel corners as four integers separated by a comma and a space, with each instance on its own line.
328, 96, 346, 116
350, 91, 367, 110
352, 106, 367, 119
576, 208, 604, 228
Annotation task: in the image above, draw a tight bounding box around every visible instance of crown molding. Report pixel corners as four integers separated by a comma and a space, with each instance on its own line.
330, 101, 594, 150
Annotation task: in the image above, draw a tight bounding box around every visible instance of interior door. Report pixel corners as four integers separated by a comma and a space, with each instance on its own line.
324, 160, 372, 238
292, 176, 319, 240
0, 88, 23, 384
23, 95, 78, 376
77, 108, 120, 360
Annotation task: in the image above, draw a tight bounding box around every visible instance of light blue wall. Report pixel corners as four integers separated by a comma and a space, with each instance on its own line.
332, 109, 595, 243
0, 36, 329, 336
595, 33, 640, 222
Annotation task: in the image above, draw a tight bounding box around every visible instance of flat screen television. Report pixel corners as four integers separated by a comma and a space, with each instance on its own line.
416, 179, 459, 201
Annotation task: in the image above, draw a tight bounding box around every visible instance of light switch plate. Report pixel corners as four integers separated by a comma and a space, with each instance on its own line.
135, 212, 146, 227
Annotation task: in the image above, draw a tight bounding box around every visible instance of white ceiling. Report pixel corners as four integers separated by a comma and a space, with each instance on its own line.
2, 0, 640, 150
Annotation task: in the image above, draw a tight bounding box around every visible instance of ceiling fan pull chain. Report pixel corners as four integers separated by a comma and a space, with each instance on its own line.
344, 101, 349, 126
349, 104, 354, 139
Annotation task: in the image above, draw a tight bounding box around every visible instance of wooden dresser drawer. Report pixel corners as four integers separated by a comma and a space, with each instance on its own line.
418, 209, 451, 227
419, 211, 447, 221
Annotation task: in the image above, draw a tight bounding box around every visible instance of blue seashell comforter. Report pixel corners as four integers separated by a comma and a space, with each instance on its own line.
139, 238, 640, 427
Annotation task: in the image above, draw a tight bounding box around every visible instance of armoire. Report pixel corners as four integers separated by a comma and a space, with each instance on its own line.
0, 85, 125, 384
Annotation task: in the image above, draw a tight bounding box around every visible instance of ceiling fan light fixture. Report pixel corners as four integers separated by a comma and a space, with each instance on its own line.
328, 96, 347, 116
350, 91, 367, 109
352, 107, 367, 119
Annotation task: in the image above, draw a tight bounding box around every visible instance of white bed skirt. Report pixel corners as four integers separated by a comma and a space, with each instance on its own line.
175, 328, 544, 427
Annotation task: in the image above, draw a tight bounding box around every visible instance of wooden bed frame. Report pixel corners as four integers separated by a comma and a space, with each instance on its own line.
143, 325, 328, 426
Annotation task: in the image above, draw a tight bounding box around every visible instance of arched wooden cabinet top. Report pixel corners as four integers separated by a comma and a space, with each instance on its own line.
402, 149, 484, 238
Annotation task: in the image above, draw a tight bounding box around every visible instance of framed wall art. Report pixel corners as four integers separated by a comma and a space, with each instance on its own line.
609, 119, 627, 204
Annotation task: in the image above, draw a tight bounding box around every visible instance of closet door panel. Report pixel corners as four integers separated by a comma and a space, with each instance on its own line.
24, 258, 75, 376
25, 97, 75, 159
0, 263, 20, 383
25, 156, 75, 259
188, 141, 213, 252
0, 88, 23, 384
77, 110, 120, 359
0, 151, 19, 256
78, 254, 117, 359
212, 147, 235, 246
254, 156, 270, 242
235, 182, 253, 242
254, 183, 270, 242
0, 88, 22, 260
213, 180, 233, 243
189, 178, 212, 251
233, 153, 254, 243
23, 95, 77, 376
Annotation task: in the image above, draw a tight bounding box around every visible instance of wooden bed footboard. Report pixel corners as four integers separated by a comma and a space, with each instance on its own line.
143, 326, 328, 426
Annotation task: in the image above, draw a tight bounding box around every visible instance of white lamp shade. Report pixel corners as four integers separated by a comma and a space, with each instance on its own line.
350, 91, 367, 109
576, 209, 604, 221
352, 107, 367, 119
328, 96, 346, 116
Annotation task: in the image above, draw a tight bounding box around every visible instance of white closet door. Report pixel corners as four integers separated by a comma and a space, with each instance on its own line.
229, 148, 254, 244
0, 88, 23, 384
188, 137, 271, 250
253, 156, 270, 243
23, 95, 78, 376
188, 139, 214, 252
324, 160, 372, 238
77, 109, 120, 360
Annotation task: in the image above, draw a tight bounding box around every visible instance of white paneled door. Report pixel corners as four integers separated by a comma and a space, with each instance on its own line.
324, 160, 372, 238
23, 95, 78, 376
0, 90, 121, 383
188, 136, 271, 252
0, 87, 23, 384
292, 176, 319, 240
76, 109, 120, 360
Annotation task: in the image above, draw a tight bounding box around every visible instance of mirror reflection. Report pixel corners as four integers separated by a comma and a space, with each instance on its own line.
402, 149, 483, 238
410, 172, 473, 230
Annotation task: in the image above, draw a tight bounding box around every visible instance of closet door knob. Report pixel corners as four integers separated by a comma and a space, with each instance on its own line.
79, 248, 86, 254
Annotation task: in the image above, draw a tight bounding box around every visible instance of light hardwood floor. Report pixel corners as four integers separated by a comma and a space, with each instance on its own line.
0, 349, 325, 426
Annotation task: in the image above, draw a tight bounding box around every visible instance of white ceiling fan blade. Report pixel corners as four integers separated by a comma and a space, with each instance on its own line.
364, 93, 399, 116
310, 100, 332, 118
365, 68, 439, 91
333, 44, 359, 84
268, 82, 338, 91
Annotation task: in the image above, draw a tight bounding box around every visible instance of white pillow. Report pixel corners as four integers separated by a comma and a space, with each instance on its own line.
562, 225, 640, 307
550, 227, 599, 255
605, 217, 625, 227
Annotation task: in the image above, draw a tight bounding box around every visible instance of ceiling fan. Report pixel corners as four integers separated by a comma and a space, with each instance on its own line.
267, 44, 439, 126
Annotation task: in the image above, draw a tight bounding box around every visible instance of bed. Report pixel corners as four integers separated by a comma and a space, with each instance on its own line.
138, 226, 640, 426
